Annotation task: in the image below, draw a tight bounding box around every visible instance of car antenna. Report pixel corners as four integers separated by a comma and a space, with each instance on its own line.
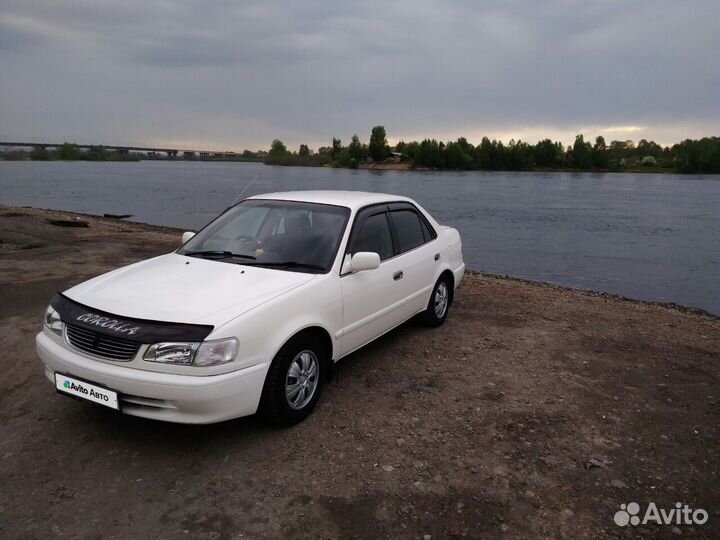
227, 172, 261, 209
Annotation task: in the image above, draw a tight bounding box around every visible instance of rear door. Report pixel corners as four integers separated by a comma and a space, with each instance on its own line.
387, 203, 439, 314
338, 205, 408, 356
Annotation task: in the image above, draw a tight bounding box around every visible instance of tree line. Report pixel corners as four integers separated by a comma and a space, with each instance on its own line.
1, 143, 140, 162
4, 131, 717, 173
264, 126, 720, 174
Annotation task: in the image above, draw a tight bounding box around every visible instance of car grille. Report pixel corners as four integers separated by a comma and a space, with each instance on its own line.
65, 323, 141, 361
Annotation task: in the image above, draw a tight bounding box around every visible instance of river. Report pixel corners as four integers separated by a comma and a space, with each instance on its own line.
1, 160, 718, 314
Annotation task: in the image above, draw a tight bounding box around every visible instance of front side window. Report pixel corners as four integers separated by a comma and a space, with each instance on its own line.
350, 212, 394, 260
178, 200, 350, 273
390, 210, 426, 253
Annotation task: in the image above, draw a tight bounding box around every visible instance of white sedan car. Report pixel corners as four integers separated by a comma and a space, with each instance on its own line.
37, 191, 465, 425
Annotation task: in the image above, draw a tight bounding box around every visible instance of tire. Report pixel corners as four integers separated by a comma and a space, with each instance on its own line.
259, 333, 326, 426
421, 275, 452, 327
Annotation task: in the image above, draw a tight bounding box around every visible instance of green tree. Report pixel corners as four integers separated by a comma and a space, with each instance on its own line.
269, 139, 288, 157
368, 126, 388, 162
475, 137, 495, 170
637, 139, 663, 158
58, 143, 81, 160
331, 138, 342, 159
334, 148, 351, 167
30, 147, 51, 160
673, 137, 720, 173
443, 138, 473, 169
443, 142, 462, 169
263, 139, 291, 165
507, 139, 533, 170
299, 144, 309, 157
86, 145, 108, 161
534, 139, 563, 167
316, 146, 332, 156
592, 135, 609, 168
404, 141, 420, 162
571, 135, 592, 169
429, 139, 442, 168
348, 134, 364, 162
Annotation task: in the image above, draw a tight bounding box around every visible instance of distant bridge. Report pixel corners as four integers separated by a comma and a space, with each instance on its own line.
0, 141, 253, 159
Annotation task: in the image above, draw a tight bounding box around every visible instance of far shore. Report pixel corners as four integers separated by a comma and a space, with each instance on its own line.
355, 161, 688, 173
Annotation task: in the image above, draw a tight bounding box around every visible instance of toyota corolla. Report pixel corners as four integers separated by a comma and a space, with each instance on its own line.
37, 191, 465, 425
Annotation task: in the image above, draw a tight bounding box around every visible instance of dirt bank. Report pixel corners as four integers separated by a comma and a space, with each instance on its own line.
0, 206, 718, 539
358, 162, 413, 171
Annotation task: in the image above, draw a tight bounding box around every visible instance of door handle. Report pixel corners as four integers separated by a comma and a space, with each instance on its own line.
434, 253, 440, 261
393, 271, 404, 281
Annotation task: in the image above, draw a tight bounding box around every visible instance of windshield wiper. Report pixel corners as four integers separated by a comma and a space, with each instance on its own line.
243, 261, 325, 271
183, 250, 256, 260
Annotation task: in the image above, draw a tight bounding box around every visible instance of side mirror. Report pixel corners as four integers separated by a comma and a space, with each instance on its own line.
350, 252, 381, 272
181, 231, 196, 244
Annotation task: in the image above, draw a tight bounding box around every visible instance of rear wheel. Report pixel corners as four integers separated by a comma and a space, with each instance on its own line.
259, 334, 326, 426
421, 275, 452, 327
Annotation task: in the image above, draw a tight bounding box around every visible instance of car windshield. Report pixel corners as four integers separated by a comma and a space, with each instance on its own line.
177, 199, 351, 273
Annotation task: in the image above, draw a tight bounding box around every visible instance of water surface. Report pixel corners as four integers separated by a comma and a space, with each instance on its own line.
1, 161, 718, 314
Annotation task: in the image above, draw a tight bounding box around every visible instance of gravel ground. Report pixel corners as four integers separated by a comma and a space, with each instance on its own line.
0, 206, 718, 540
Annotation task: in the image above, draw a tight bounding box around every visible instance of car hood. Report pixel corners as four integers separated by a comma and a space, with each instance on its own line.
62, 253, 316, 327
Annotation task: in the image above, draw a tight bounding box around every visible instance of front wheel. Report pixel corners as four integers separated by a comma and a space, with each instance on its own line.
421, 275, 452, 327
259, 334, 326, 426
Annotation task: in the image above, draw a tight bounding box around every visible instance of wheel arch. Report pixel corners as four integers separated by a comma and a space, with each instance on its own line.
269, 325, 335, 383
435, 267, 456, 305
297, 325, 334, 362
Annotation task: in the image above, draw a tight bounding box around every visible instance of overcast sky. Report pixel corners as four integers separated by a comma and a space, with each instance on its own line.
1, 0, 718, 151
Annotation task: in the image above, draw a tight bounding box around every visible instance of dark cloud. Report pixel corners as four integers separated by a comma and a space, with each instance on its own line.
0, 0, 718, 149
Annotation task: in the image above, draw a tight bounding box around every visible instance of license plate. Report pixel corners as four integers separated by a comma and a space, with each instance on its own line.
55, 373, 119, 410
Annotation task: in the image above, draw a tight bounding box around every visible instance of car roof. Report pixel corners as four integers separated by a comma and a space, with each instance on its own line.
246, 190, 414, 211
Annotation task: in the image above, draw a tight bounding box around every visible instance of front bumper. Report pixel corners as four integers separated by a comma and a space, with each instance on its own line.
36, 332, 269, 424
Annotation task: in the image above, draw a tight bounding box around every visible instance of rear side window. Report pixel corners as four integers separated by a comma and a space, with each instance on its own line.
390, 210, 425, 253
419, 217, 435, 242
350, 212, 394, 260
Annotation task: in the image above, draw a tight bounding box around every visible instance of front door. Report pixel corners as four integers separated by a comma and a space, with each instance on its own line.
338, 207, 407, 357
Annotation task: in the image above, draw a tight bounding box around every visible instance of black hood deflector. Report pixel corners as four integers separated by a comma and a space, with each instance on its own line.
51, 293, 214, 343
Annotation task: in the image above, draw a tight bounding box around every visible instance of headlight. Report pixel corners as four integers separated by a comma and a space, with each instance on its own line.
193, 338, 238, 367
45, 305, 63, 336
143, 338, 238, 367
143, 342, 199, 365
